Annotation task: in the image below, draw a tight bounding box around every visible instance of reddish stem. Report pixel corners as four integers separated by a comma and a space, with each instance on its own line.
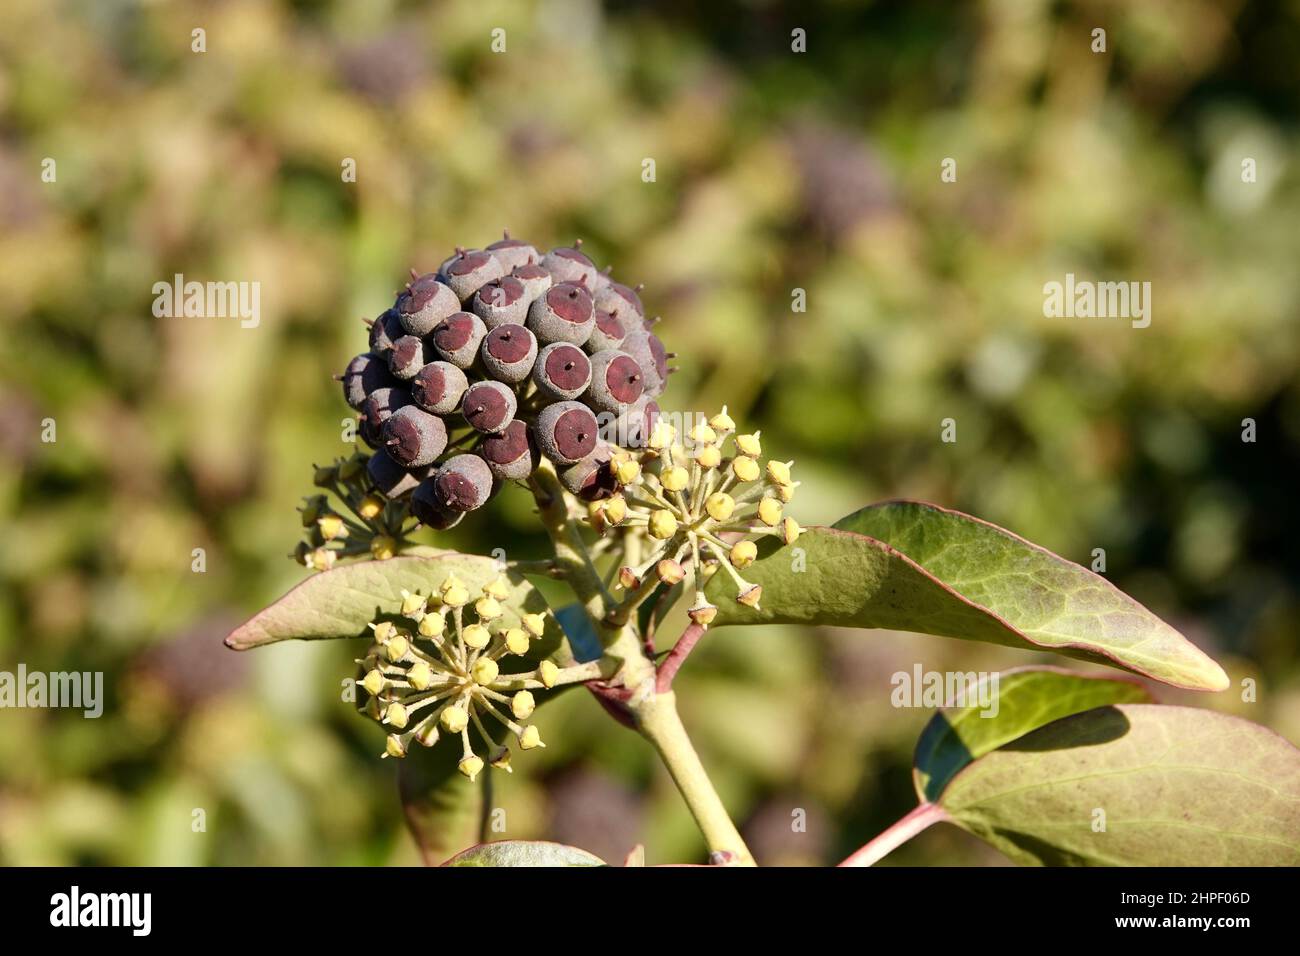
838, 802, 950, 867
655, 622, 706, 692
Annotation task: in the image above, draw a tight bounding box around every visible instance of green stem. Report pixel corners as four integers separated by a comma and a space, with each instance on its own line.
632, 691, 755, 866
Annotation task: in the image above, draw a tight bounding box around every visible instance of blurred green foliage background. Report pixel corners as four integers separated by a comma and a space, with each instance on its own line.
2, 0, 1298, 866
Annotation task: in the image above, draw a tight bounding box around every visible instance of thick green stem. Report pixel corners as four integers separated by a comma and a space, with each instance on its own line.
632, 692, 755, 865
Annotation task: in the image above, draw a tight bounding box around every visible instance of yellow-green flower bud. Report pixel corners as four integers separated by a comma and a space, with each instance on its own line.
372, 620, 398, 643
339, 455, 365, 482
440, 576, 470, 607
458, 755, 484, 780
301, 495, 327, 526
710, 407, 736, 432
731, 456, 760, 482
648, 422, 677, 450
777, 482, 796, 503
400, 589, 426, 616
371, 536, 396, 560
415, 722, 440, 747
689, 422, 717, 445
648, 510, 678, 539
318, 513, 345, 541
512, 690, 536, 720
614, 457, 641, 485
780, 516, 802, 546
505, 628, 530, 656
660, 466, 689, 492
518, 725, 544, 750
735, 432, 761, 457
696, 445, 721, 469
314, 463, 337, 486
386, 734, 407, 758
539, 660, 559, 688
656, 559, 685, 585
758, 496, 782, 527
618, 566, 641, 590
604, 496, 627, 525
489, 747, 512, 771
363, 669, 386, 696
730, 540, 758, 569
706, 492, 736, 521
441, 706, 469, 733
385, 635, 409, 662
309, 547, 337, 571
462, 623, 491, 649
522, 613, 546, 638
407, 660, 434, 691
358, 493, 384, 519
418, 611, 445, 638
483, 576, 511, 601
472, 658, 499, 685
689, 603, 718, 627
766, 460, 792, 485
384, 702, 409, 729
737, 584, 762, 609
475, 596, 503, 621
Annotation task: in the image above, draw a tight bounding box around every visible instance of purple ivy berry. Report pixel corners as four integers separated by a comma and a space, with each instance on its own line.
430, 311, 488, 369
367, 448, 426, 498
432, 453, 495, 512
560, 441, 617, 501
368, 308, 404, 355
593, 280, 645, 325
411, 479, 464, 530
480, 323, 538, 384
584, 349, 645, 413
440, 249, 504, 302
541, 242, 599, 289
461, 380, 517, 435
387, 334, 430, 379
478, 419, 536, 481
527, 282, 594, 346
382, 405, 449, 468
511, 261, 552, 303
620, 328, 669, 397
399, 273, 460, 336
534, 401, 599, 465
471, 275, 531, 329
409, 360, 468, 415
532, 342, 592, 401
359, 387, 412, 448
584, 308, 627, 353
340, 352, 396, 409
485, 232, 540, 273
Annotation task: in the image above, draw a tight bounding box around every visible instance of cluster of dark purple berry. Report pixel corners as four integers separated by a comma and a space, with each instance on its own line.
341, 235, 669, 530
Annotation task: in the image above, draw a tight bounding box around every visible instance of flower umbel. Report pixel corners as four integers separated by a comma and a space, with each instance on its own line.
587, 407, 802, 625
293, 453, 422, 570
356, 574, 564, 777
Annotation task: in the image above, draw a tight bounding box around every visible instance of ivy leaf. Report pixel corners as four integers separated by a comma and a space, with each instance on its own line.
912, 666, 1152, 803
707, 500, 1227, 692
397, 740, 484, 866
224, 555, 576, 666
442, 840, 606, 867
939, 704, 1300, 865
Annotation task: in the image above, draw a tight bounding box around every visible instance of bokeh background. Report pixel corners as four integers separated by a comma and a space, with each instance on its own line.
2, 0, 1299, 866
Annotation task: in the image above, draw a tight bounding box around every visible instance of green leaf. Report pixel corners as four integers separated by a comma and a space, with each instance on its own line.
442, 840, 606, 867
707, 500, 1228, 691
939, 704, 1300, 866
225, 554, 576, 665
397, 740, 484, 865
913, 666, 1152, 802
